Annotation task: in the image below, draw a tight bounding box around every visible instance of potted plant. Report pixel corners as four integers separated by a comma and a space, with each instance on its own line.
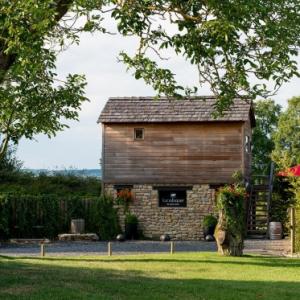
125, 213, 138, 240
203, 215, 218, 239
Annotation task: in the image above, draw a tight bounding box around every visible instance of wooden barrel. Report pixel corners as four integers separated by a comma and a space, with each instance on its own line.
269, 222, 282, 240
71, 219, 85, 234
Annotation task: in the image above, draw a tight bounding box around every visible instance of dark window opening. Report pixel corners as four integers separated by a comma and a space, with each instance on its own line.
134, 128, 144, 140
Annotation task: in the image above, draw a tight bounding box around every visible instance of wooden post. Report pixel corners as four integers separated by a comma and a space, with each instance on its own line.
170, 241, 174, 254
40, 243, 45, 257
108, 242, 112, 256
291, 207, 295, 254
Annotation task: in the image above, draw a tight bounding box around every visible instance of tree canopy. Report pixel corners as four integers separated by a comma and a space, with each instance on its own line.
252, 99, 281, 175
271, 96, 300, 252
0, 1, 300, 159
272, 96, 300, 169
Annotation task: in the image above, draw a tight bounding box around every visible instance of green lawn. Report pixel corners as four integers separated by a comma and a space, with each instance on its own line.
0, 253, 299, 300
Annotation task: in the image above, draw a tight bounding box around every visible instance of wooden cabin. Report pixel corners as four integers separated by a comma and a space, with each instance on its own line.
98, 96, 255, 240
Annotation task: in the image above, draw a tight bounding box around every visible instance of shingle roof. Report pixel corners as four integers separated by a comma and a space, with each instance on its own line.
98, 96, 255, 125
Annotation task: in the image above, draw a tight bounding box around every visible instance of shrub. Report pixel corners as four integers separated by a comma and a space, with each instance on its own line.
215, 185, 246, 256
89, 194, 120, 240
0, 195, 9, 238
125, 213, 138, 225
125, 213, 138, 240
203, 215, 218, 229
270, 178, 294, 234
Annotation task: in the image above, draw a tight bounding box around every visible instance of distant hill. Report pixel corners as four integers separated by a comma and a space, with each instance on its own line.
24, 168, 102, 178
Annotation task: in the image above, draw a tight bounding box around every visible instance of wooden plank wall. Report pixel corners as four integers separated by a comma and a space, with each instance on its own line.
103, 122, 245, 184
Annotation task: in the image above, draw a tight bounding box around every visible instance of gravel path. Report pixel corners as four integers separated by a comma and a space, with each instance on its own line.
0, 241, 217, 256
0, 239, 290, 257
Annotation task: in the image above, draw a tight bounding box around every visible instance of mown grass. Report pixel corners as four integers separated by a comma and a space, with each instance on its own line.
0, 252, 299, 300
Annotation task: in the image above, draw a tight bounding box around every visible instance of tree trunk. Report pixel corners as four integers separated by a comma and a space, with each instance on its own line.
0, 135, 9, 162
214, 209, 244, 256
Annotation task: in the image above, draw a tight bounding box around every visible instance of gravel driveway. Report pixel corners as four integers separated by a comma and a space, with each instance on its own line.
0, 239, 290, 257
0, 241, 217, 256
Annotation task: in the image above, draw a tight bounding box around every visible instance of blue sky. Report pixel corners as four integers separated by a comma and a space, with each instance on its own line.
17, 27, 300, 169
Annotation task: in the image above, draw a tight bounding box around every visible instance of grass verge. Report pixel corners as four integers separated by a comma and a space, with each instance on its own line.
0, 252, 299, 300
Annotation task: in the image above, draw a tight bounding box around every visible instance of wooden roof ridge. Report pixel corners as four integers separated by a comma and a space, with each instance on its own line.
98, 96, 255, 126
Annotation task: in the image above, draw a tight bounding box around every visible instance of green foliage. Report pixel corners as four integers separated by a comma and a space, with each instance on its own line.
252, 100, 282, 175
0, 72, 88, 160
0, 1, 299, 151
125, 213, 138, 225
216, 184, 246, 256
217, 185, 246, 234
0, 193, 92, 239
0, 146, 22, 172
0, 171, 101, 196
272, 97, 300, 168
296, 206, 300, 252
0, 171, 120, 240
124, 212, 139, 240
293, 179, 300, 252
203, 215, 218, 229
0, 195, 9, 236
89, 194, 120, 240
272, 97, 300, 251
0, 0, 89, 160
270, 194, 290, 232
0, 192, 120, 240
231, 170, 244, 187
114, 1, 300, 113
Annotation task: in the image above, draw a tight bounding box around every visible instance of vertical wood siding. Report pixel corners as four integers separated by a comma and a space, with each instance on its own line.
103, 122, 245, 184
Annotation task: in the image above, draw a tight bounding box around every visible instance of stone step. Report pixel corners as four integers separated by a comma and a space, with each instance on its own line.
247, 221, 268, 226
252, 185, 270, 191
247, 216, 268, 220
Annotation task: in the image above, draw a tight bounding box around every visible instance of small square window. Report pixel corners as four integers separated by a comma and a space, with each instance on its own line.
134, 128, 144, 140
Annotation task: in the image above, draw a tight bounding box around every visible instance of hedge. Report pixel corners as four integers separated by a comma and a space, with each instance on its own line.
0, 171, 101, 196
0, 193, 120, 240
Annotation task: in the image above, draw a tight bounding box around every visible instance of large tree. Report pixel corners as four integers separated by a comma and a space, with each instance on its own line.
252, 99, 281, 175
0, 0, 88, 160
1, 1, 300, 159
272, 97, 300, 251
272, 97, 300, 169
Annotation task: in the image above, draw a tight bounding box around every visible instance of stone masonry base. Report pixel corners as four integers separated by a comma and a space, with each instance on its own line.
105, 184, 216, 240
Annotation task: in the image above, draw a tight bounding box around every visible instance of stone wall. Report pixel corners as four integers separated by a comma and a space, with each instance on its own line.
105, 184, 216, 240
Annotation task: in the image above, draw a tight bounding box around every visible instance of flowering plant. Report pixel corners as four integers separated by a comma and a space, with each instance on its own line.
116, 188, 133, 211
217, 185, 247, 218
217, 185, 248, 204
